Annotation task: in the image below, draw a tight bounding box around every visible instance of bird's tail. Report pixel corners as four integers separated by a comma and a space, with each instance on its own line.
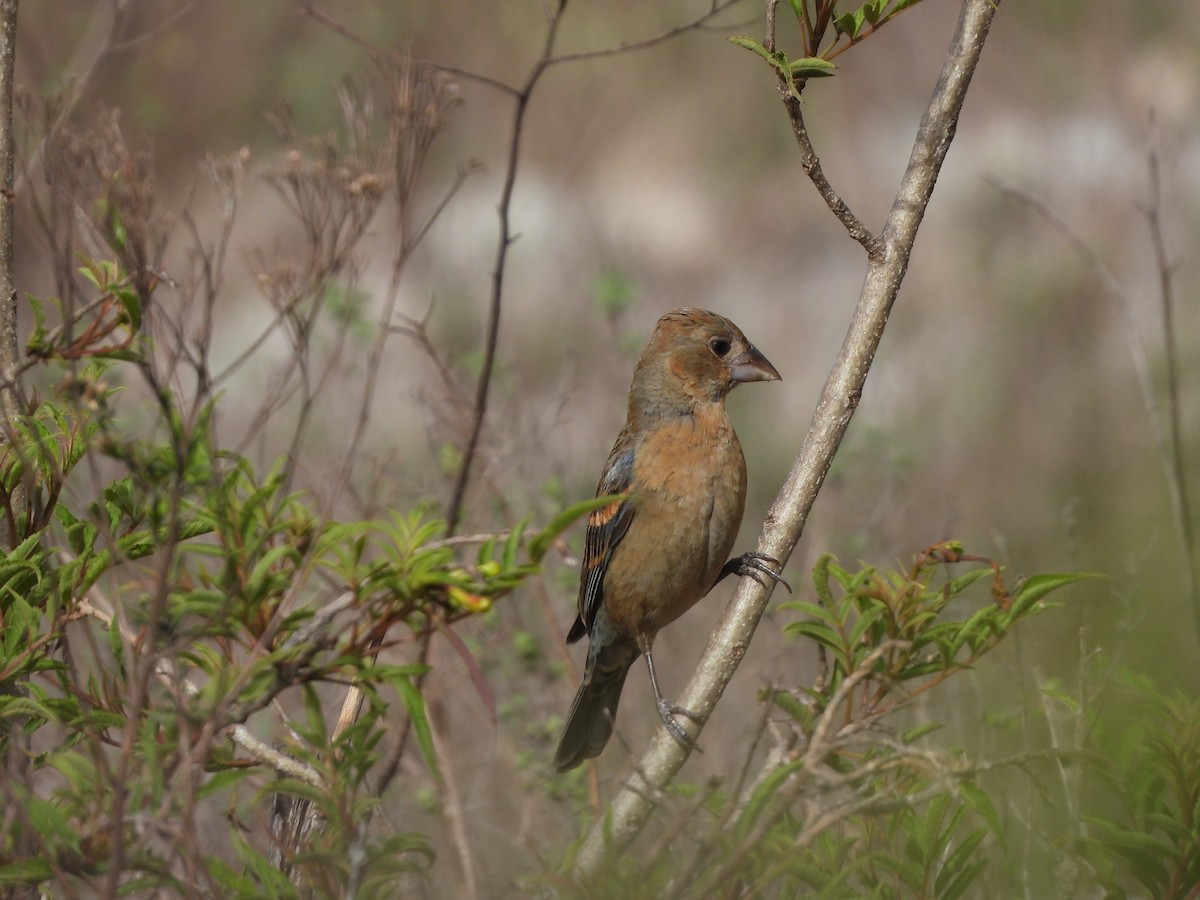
553, 655, 632, 773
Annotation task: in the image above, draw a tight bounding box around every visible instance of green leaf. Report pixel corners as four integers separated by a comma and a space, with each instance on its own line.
901, 721, 943, 743
388, 670, 439, 781
863, 0, 889, 25
778, 599, 841, 629
935, 826, 987, 894
1009, 572, 1100, 617
115, 286, 142, 331
940, 857, 988, 900
832, 9, 867, 38
736, 758, 804, 840
785, 619, 841, 650
766, 689, 813, 729
959, 781, 1003, 839
787, 56, 837, 78
197, 768, 256, 800
26, 796, 81, 855
502, 517, 526, 570
943, 566, 993, 598
728, 35, 776, 65
528, 494, 628, 564
0, 858, 53, 885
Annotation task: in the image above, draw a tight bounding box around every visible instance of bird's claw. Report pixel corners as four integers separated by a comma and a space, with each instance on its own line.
719, 552, 792, 593
656, 698, 704, 753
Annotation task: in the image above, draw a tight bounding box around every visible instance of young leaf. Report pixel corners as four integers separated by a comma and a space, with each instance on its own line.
728, 35, 777, 65
788, 57, 837, 78
1010, 572, 1100, 615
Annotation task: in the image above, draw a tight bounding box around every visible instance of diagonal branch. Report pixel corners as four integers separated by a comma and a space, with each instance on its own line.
572, 0, 1002, 877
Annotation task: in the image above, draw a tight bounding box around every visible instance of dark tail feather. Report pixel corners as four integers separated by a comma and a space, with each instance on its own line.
553, 663, 631, 772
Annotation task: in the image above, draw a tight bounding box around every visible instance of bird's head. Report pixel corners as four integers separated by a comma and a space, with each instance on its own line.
629, 307, 780, 418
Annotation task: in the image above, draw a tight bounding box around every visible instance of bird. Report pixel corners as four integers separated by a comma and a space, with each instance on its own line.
553, 307, 785, 773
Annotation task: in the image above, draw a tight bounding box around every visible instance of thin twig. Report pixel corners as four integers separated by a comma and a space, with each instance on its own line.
0, 0, 20, 546
427, 709, 480, 900
769, 2, 883, 264
546, 0, 743, 66
1143, 139, 1198, 629
444, 3, 569, 534
227, 726, 323, 786
780, 92, 883, 259
296, 0, 521, 98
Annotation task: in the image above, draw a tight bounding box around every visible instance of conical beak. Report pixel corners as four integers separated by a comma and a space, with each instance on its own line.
729, 343, 781, 384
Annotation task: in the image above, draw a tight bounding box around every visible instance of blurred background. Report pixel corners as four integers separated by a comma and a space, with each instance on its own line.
13, 0, 1199, 894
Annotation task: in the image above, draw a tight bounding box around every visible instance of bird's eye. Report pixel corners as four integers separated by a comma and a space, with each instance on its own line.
709, 337, 731, 358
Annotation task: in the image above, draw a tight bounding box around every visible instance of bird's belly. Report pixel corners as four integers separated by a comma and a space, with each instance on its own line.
605, 414, 747, 639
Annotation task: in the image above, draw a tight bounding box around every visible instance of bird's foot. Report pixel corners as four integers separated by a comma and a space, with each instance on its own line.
656, 698, 704, 753
718, 552, 792, 593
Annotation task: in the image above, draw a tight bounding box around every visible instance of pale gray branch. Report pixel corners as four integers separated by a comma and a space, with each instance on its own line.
573, 0, 1002, 878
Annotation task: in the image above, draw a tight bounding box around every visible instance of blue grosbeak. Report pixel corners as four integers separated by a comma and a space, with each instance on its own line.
554, 308, 783, 773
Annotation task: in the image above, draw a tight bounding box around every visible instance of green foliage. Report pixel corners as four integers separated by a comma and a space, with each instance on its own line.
1081, 675, 1200, 898
0, 247, 601, 894
780, 543, 1098, 706
549, 545, 1092, 898
591, 267, 637, 320
728, 36, 835, 100
732, 0, 929, 88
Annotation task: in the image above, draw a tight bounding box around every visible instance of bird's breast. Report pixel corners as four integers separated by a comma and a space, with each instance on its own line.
605, 407, 748, 639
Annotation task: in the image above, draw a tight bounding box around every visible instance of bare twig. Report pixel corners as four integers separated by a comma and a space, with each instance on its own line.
573, 0, 1002, 877
1143, 139, 1197, 629
546, 0, 743, 66
780, 91, 883, 258
13, 1, 190, 199
766, 5, 882, 259
444, 3, 569, 534
428, 710, 480, 900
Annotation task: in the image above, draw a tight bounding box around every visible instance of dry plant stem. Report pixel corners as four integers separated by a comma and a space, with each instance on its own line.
0, 0, 19, 547
572, 0, 1001, 877
427, 710, 480, 900
763, 7, 883, 264
13, 1, 122, 197
990, 174, 1199, 637
1144, 147, 1197, 629
444, 5, 566, 534
783, 99, 882, 259
0, 7, 32, 899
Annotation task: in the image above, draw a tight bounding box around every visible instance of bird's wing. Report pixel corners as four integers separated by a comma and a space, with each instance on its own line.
567, 444, 636, 644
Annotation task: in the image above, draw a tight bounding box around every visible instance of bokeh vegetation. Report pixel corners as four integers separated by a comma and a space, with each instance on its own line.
0, 0, 1197, 897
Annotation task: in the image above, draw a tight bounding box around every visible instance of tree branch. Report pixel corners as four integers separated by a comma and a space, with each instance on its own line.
572, 0, 1001, 877
0, 0, 20, 549
444, 3, 568, 534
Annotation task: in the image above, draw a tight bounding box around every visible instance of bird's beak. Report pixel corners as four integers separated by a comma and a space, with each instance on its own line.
729, 343, 781, 384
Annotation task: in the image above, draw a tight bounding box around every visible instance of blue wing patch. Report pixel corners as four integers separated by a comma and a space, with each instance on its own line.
566, 446, 636, 644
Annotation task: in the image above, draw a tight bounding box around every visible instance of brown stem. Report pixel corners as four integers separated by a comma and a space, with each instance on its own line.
444, 4, 567, 535
1144, 141, 1198, 633
0, 0, 19, 548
